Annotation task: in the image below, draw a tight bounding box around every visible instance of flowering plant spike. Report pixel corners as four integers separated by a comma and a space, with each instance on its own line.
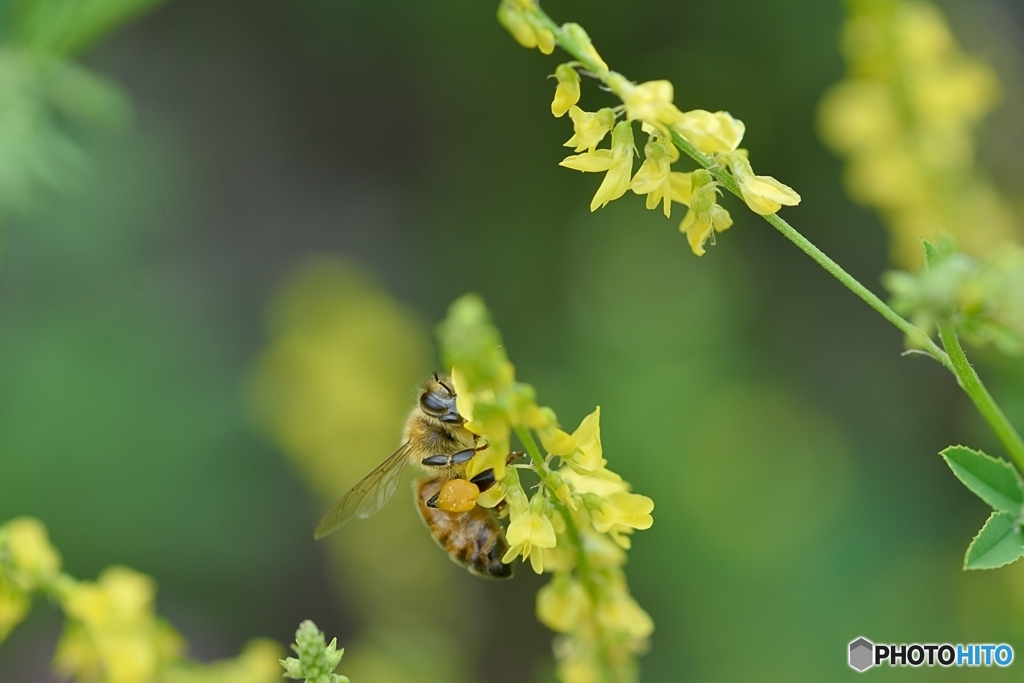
438, 294, 654, 683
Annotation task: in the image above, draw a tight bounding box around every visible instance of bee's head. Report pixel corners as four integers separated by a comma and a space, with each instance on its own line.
419, 373, 464, 425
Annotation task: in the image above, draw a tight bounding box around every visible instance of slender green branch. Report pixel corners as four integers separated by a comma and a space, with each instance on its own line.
937, 321, 1024, 470
663, 130, 954, 371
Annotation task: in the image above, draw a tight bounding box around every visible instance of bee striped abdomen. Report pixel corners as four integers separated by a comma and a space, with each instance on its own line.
415, 477, 513, 580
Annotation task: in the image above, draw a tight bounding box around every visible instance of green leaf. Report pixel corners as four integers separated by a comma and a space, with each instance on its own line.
14, 0, 169, 56
964, 511, 1024, 570
941, 445, 1024, 512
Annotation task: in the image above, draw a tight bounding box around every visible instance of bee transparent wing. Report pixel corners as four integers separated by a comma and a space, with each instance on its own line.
314, 443, 411, 539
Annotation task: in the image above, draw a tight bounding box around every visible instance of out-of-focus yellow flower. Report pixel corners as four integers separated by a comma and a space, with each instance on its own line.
503, 498, 557, 574
673, 109, 745, 155
537, 575, 588, 632
55, 567, 183, 683
0, 579, 29, 642
564, 107, 616, 153
591, 492, 655, 549
679, 170, 733, 256
552, 64, 581, 117
724, 152, 801, 215
595, 584, 654, 641
3, 517, 62, 589
560, 121, 635, 212
818, 0, 1017, 269
498, 0, 554, 54
163, 639, 283, 683
557, 657, 603, 683
630, 129, 682, 217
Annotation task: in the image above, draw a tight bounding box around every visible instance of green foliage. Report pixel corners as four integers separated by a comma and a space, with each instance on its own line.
886, 242, 1024, 356
964, 512, 1024, 571
941, 445, 1024, 514
0, 49, 130, 215
280, 621, 350, 683
0, 0, 169, 223
8, 0, 166, 56
942, 445, 1024, 571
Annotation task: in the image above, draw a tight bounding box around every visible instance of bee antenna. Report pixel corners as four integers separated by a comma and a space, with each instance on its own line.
433, 371, 440, 382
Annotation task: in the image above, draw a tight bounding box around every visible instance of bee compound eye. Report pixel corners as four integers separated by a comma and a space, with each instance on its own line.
420, 391, 449, 413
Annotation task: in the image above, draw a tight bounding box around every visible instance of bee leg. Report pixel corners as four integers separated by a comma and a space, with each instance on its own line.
469, 468, 497, 493
507, 450, 525, 465
449, 448, 477, 466
421, 455, 450, 468
426, 491, 441, 508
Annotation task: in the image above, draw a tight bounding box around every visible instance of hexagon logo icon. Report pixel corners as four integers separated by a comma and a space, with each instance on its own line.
849, 637, 874, 672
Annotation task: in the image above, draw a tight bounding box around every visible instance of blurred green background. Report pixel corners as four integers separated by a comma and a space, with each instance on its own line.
2, 0, 1024, 680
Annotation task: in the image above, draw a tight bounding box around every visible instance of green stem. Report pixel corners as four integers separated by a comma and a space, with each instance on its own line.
937, 321, 1024, 470
665, 129, 953, 371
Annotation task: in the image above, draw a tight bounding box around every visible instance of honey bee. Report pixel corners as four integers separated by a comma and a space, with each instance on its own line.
314, 373, 513, 579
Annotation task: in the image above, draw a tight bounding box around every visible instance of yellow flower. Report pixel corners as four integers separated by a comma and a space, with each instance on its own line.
503, 498, 557, 574
724, 152, 801, 215
3, 517, 61, 589
610, 77, 684, 129
55, 566, 182, 683
551, 64, 581, 117
566, 407, 603, 473
630, 129, 681, 217
591, 492, 654, 548
669, 171, 692, 204
560, 120, 635, 212
679, 170, 733, 256
61, 567, 156, 634
0, 579, 29, 642
560, 465, 624, 497
673, 109, 745, 155
537, 575, 588, 632
563, 106, 615, 153
595, 581, 654, 641
497, 0, 555, 54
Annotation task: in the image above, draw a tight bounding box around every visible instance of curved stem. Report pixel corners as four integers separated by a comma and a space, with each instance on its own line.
937, 321, 1024, 470
664, 129, 952, 369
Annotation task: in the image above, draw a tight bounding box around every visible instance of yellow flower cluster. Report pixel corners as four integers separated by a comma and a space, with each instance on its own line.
498, 0, 800, 257
438, 294, 654, 683
0, 517, 283, 683
818, 0, 1017, 268
0, 517, 61, 640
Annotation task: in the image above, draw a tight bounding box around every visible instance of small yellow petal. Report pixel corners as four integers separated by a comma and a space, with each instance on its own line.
725, 152, 801, 215
551, 64, 581, 118
560, 150, 615, 173
540, 427, 577, 456
569, 407, 602, 472
674, 109, 745, 154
